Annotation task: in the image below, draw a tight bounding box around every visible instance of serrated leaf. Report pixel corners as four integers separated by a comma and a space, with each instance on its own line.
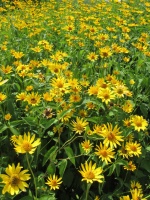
42, 146, 58, 166
58, 159, 67, 177
64, 146, 75, 166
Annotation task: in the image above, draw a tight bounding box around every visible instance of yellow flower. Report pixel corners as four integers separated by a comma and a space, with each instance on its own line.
87, 52, 98, 62
0, 77, 8, 86
25, 92, 41, 106
131, 188, 146, 200
97, 88, 115, 104
0, 163, 30, 195
131, 181, 142, 191
119, 195, 130, 200
78, 161, 104, 184
131, 115, 148, 132
71, 117, 88, 134
4, 113, 12, 120
46, 174, 62, 190
124, 161, 136, 171
16, 92, 27, 101
12, 132, 41, 154
0, 92, 7, 102
126, 141, 142, 157
101, 123, 124, 148
81, 140, 93, 153
122, 100, 133, 113
99, 46, 112, 58
95, 142, 115, 164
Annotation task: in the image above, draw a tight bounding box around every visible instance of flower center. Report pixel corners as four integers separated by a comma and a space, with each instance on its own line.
130, 145, 137, 152
76, 124, 84, 131
117, 88, 123, 94
108, 133, 115, 141
31, 98, 37, 104
51, 180, 57, 186
103, 94, 110, 99
22, 141, 32, 152
102, 52, 108, 57
86, 171, 95, 179
10, 174, 20, 186
56, 81, 63, 88
135, 121, 142, 127
101, 150, 108, 157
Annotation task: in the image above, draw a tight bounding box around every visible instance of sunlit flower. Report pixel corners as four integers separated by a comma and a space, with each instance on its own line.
78, 161, 104, 184
122, 100, 133, 113
87, 52, 98, 62
71, 117, 88, 134
101, 123, 124, 148
81, 140, 93, 153
0, 163, 30, 195
25, 92, 41, 106
131, 188, 146, 200
97, 88, 115, 104
131, 181, 142, 191
131, 115, 148, 132
99, 46, 112, 58
126, 141, 142, 157
46, 174, 62, 190
124, 161, 136, 171
95, 142, 115, 164
16, 92, 27, 101
0, 93, 7, 102
4, 113, 12, 120
119, 196, 130, 200
12, 132, 41, 154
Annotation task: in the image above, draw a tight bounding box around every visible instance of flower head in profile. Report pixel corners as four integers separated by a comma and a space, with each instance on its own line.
0, 163, 30, 195
11, 132, 41, 154
119, 196, 130, 200
131, 115, 148, 132
78, 161, 104, 184
46, 174, 62, 190
124, 161, 136, 171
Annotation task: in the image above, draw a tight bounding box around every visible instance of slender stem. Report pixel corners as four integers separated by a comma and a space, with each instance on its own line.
85, 183, 91, 200
26, 153, 37, 200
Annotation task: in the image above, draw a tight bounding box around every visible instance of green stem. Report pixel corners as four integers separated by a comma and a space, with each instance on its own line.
85, 183, 91, 200
26, 153, 37, 200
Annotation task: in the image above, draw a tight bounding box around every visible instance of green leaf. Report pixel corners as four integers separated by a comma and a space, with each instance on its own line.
22, 117, 38, 126
140, 103, 148, 117
10, 120, 23, 127
19, 196, 33, 200
46, 163, 56, 175
58, 159, 67, 177
64, 146, 75, 166
39, 195, 56, 200
107, 164, 115, 176
42, 146, 58, 166
0, 124, 8, 133
9, 126, 20, 135
146, 146, 150, 151
44, 118, 58, 131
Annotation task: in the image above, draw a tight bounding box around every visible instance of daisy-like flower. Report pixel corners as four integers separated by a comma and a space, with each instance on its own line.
97, 88, 115, 104
99, 46, 112, 58
25, 92, 41, 106
131, 188, 146, 200
45, 174, 62, 190
95, 142, 115, 164
131, 115, 148, 132
131, 181, 142, 191
4, 113, 12, 120
16, 92, 27, 101
11, 132, 41, 154
78, 161, 104, 184
81, 140, 93, 153
118, 144, 129, 159
0, 92, 7, 102
71, 117, 88, 134
119, 196, 130, 200
101, 123, 124, 148
0, 163, 30, 195
124, 161, 136, 171
122, 100, 133, 113
87, 52, 98, 62
126, 141, 142, 157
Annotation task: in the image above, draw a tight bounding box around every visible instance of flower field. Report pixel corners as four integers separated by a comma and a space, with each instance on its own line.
0, 0, 150, 199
